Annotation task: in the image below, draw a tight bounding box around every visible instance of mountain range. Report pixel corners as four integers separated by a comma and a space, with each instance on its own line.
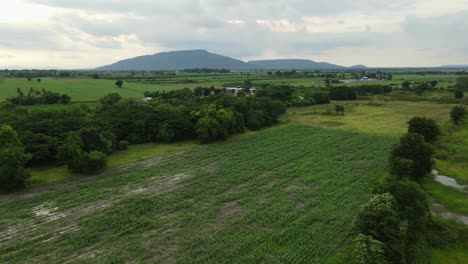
96, 50, 355, 71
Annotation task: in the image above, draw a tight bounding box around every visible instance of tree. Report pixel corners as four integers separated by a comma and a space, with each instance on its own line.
376, 180, 430, 262
352, 234, 387, 264
402, 81, 411, 90
60, 94, 71, 105
454, 90, 464, 99
390, 133, 433, 181
37, 78, 41, 83
115, 80, 123, 88
355, 193, 405, 264
450, 105, 466, 125
335, 105, 344, 116
456, 76, 468, 90
57, 132, 107, 173
407, 116, 440, 142
20, 131, 58, 166
0, 125, 30, 191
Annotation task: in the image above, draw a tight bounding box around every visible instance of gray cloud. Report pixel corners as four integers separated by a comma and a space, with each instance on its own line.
0, 0, 466, 67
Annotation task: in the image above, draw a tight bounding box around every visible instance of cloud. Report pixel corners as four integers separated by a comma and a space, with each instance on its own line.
0, 0, 465, 68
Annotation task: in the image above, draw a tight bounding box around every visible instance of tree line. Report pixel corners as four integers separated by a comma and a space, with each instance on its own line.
0, 88, 293, 191
350, 105, 467, 263
8, 87, 71, 105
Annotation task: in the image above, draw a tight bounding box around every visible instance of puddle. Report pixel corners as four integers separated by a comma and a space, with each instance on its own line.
432, 202, 468, 225
432, 170, 467, 191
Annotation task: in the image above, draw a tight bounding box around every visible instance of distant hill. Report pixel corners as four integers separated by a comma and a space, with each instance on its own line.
247, 59, 345, 70
95, 50, 258, 71
349, 64, 368, 69
439, 65, 468, 68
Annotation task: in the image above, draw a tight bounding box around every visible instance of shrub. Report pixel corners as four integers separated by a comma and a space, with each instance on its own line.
454, 90, 464, 99
450, 105, 466, 125
117, 140, 129, 150
85, 151, 107, 173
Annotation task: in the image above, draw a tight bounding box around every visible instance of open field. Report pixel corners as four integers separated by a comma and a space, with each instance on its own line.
28, 141, 197, 187
282, 100, 453, 137
0, 125, 395, 263
0, 78, 175, 102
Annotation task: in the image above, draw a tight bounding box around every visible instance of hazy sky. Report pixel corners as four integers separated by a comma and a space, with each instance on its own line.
1, 0, 467, 68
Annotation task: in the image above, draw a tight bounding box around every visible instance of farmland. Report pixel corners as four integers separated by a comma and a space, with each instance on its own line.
0, 125, 395, 263
0, 71, 467, 263
0, 72, 462, 103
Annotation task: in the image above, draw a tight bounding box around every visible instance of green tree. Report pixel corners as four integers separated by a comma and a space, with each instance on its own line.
402, 81, 411, 90
454, 90, 464, 99
335, 105, 344, 116
377, 180, 430, 262
407, 116, 440, 142
355, 193, 405, 264
60, 94, 71, 105
390, 133, 433, 181
456, 76, 468, 90
450, 105, 466, 125
57, 132, 107, 173
0, 125, 30, 191
352, 234, 387, 264
115, 80, 123, 88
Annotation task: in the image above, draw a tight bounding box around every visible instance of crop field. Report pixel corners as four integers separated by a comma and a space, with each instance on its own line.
0, 125, 395, 263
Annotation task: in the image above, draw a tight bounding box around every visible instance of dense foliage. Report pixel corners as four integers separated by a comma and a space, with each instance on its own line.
407, 116, 440, 142
390, 133, 433, 181
450, 105, 466, 125
8, 87, 71, 105
0, 125, 30, 191
0, 87, 288, 180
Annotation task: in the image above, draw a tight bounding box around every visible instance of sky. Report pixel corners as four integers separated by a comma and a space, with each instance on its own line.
0, 0, 467, 69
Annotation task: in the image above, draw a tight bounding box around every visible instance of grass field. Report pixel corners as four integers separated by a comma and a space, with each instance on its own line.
282, 100, 453, 137
28, 141, 197, 187
0, 78, 176, 102
0, 125, 395, 263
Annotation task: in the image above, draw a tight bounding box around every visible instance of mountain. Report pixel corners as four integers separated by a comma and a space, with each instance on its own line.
349, 64, 368, 69
439, 65, 468, 68
95, 50, 258, 71
247, 59, 346, 70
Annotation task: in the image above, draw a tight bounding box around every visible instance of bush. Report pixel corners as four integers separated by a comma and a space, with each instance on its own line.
454, 90, 464, 99
115, 80, 123, 88
85, 151, 107, 173
407, 117, 440, 143
329, 86, 357, 100
117, 140, 129, 150
450, 105, 466, 125
57, 132, 107, 174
